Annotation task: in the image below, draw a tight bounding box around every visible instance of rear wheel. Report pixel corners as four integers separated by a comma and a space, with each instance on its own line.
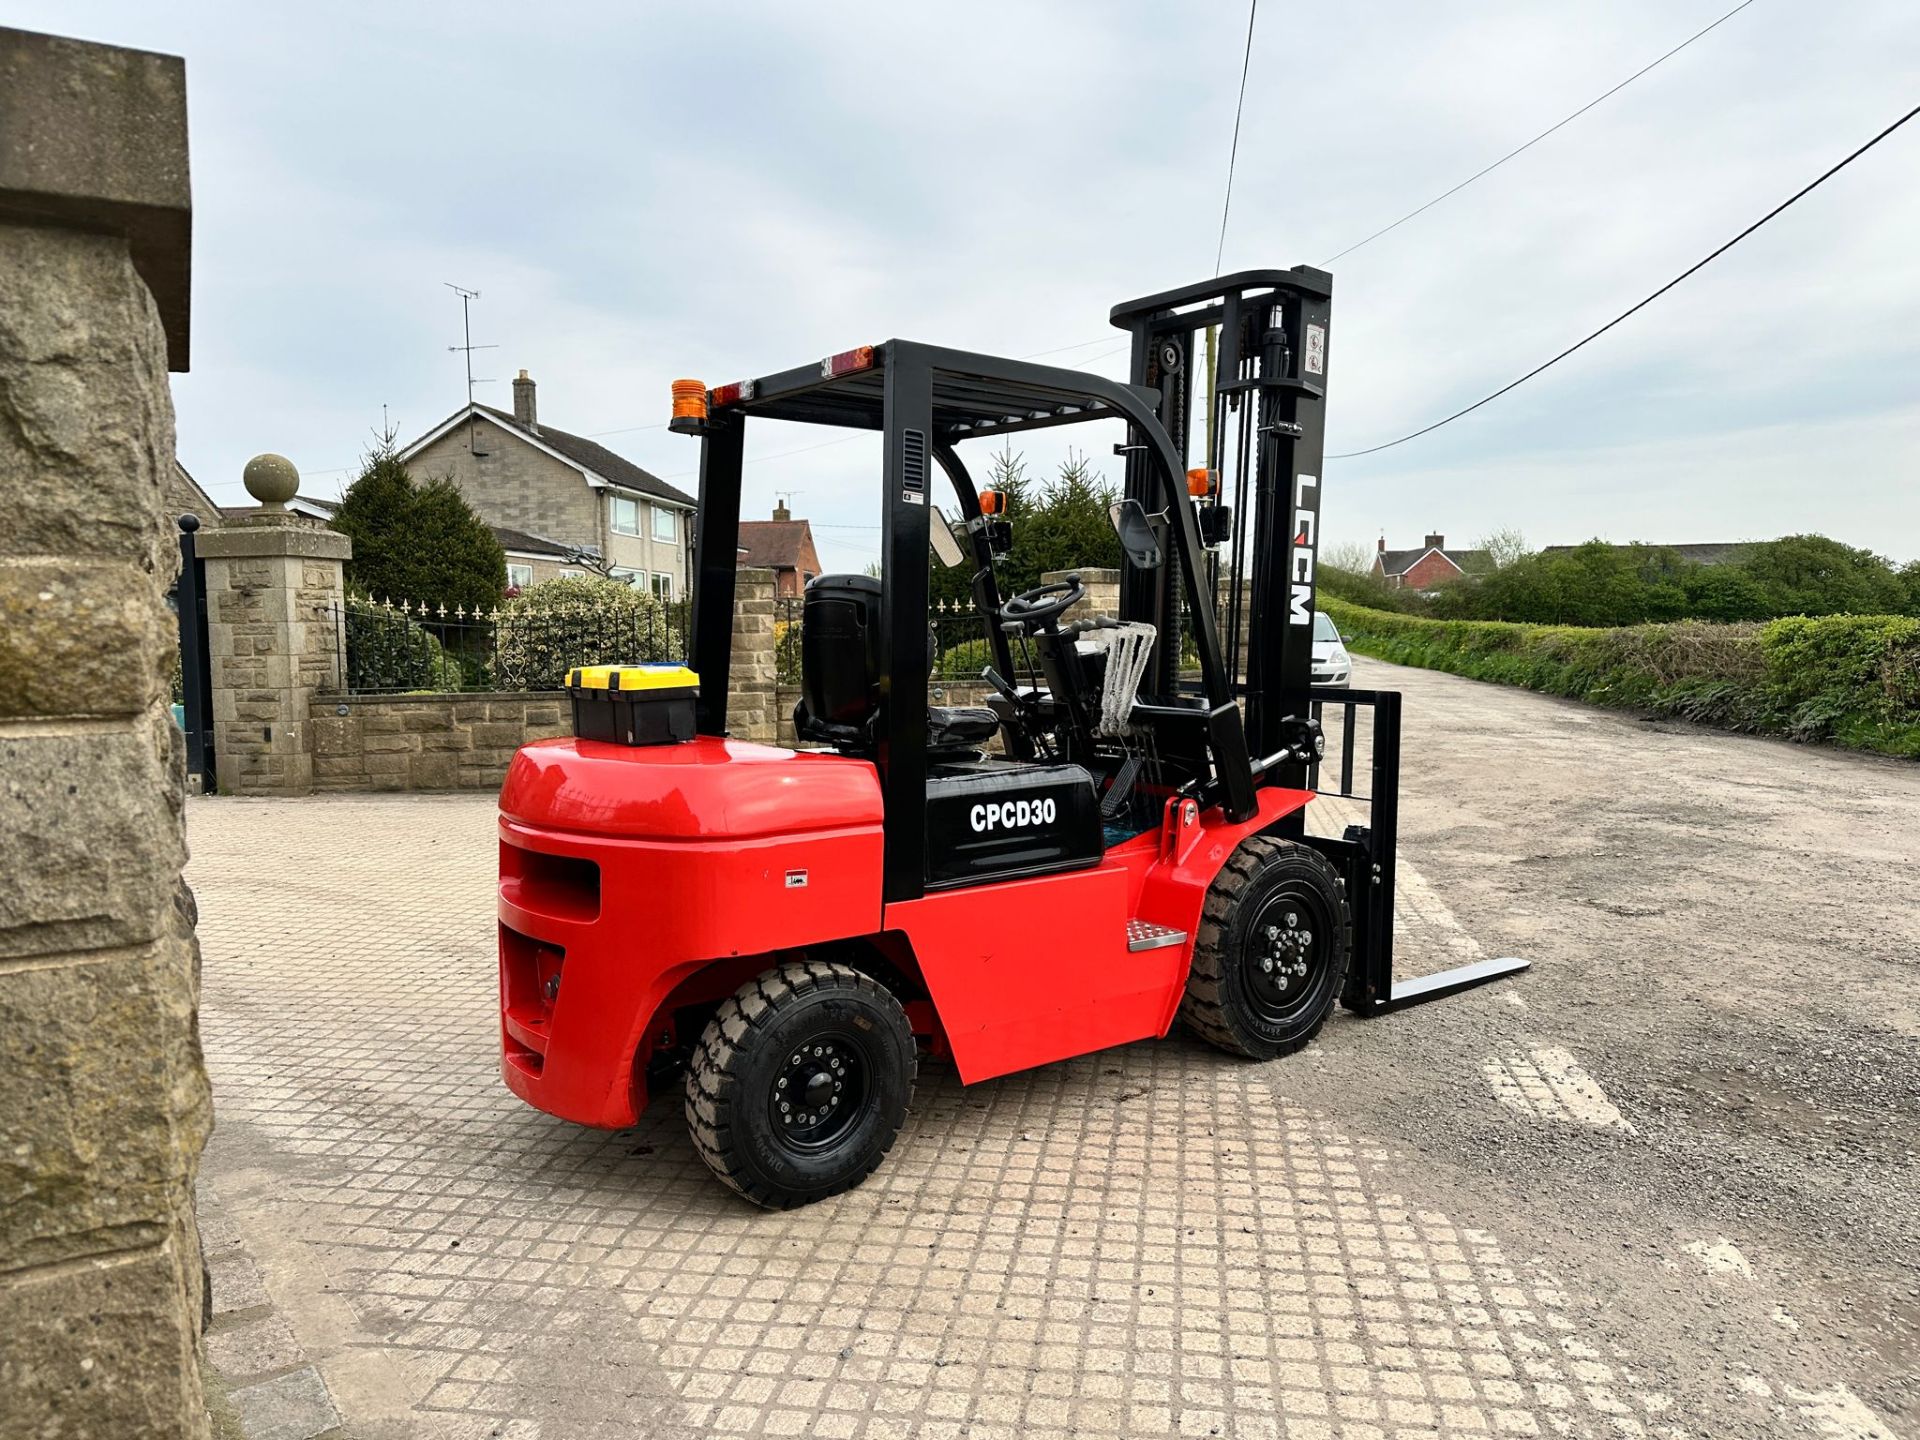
1179, 837, 1351, 1059
685, 960, 915, 1208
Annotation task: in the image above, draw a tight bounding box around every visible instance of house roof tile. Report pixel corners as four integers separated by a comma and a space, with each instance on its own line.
737, 518, 816, 571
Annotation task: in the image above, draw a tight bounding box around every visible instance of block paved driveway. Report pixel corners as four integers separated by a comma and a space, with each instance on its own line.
188, 658, 1917, 1440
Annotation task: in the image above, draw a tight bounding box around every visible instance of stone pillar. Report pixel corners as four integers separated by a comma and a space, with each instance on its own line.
0, 25, 211, 1439
728, 566, 778, 744
196, 455, 350, 797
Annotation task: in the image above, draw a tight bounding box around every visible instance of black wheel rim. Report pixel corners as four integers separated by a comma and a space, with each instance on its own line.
1240, 885, 1335, 1027
767, 1030, 871, 1155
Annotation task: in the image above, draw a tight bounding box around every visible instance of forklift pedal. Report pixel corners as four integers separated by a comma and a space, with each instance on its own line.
1100, 754, 1145, 821
1126, 919, 1187, 953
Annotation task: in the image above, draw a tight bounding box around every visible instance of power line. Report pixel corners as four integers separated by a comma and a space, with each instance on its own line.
1320, 0, 1758, 266
1215, 0, 1259, 275
1329, 99, 1920, 461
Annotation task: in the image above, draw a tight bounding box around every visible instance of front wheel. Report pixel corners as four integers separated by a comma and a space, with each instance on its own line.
685, 960, 916, 1208
1179, 837, 1352, 1059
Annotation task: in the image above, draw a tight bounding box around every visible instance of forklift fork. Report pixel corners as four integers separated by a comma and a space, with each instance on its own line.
1297, 687, 1529, 1014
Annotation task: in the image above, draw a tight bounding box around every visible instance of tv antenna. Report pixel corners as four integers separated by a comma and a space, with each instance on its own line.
445, 282, 497, 456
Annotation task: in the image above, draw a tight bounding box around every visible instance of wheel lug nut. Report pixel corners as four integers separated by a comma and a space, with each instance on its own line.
1286, 912, 1298, 927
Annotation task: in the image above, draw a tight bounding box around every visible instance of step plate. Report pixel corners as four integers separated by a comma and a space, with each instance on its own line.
1126, 919, 1187, 953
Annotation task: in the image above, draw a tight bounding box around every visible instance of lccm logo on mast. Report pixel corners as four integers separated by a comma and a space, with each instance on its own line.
1289, 473, 1319, 625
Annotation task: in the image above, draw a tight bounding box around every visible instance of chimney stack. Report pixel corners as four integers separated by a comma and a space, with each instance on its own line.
1377, 535, 1386, 553
1425, 532, 1445, 551
513, 369, 538, 431
773, 498, 791, 522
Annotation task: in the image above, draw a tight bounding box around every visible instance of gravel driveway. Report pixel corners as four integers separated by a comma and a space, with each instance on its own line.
186, 656, 1916, 1439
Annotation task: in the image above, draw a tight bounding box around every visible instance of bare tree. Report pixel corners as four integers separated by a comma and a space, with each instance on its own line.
1476, 528, 1531, 569
1322, 539, 1375, 575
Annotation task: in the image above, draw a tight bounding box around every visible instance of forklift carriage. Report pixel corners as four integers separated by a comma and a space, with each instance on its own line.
496, 269, 1526, 1207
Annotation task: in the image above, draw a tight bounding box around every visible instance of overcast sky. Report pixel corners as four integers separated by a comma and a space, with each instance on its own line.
20, 2, 1920, 570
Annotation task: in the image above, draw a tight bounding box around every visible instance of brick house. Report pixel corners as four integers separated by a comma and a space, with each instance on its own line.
736, 500, 823, 598
1372, 534, 1490, 590
399, 370, 697, 599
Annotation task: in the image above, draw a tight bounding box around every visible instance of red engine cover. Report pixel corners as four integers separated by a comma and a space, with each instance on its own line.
497, 736, 885, 1127
501, 734, 883, 837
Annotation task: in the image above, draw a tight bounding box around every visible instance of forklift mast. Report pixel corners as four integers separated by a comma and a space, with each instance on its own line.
1110, 268, 1333, 807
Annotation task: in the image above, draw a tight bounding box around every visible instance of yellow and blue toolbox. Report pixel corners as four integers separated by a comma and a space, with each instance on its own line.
564, 664, 699, 746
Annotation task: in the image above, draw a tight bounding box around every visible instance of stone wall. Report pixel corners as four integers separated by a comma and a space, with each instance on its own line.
300, 568, 780, 791
0, 27, 210, 1437
311, 692, 571, 791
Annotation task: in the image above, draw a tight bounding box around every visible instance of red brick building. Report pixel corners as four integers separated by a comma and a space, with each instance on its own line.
737, 501, 824, 598
1372, 534, 1489, 590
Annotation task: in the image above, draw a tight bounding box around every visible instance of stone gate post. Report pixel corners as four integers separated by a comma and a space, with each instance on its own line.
0, 25, 212, 1438
195, 455, 350, 797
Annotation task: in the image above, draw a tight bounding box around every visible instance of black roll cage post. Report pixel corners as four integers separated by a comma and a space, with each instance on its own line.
683, 338, 1257, 903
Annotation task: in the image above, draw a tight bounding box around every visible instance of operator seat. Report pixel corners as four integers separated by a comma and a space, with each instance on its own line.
793, 574, 999, 755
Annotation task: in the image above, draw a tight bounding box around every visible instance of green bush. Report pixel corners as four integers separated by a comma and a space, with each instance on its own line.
934, 636, 995, 679
1322, 597, 1920, 758
493, 575, 685, 691
342, 603, 465, 692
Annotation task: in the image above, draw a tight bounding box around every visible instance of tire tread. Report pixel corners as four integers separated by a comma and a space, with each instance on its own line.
684, 960, 914, 1209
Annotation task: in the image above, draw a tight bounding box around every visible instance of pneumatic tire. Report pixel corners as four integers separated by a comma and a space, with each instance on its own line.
1179, 837, 1352, 1060
685, 960, 915, 1209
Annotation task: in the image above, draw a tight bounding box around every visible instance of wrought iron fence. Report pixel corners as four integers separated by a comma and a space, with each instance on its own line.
332, 597, 692, 694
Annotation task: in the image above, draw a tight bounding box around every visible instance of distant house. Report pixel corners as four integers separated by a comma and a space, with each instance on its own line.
398, 369, 697, 599
1372, 534, 1490, 590
1539, 541, 1754, 568
165, 460, 222, 529
737, 501, 823, 598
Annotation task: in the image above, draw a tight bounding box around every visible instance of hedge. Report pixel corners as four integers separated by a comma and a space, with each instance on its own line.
1320, 597, 1920, 759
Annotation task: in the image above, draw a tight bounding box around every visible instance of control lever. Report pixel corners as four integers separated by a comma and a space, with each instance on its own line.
982, 665, 1025, 707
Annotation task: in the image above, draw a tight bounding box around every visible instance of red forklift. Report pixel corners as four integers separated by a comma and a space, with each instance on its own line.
496, 270, 1526, 1207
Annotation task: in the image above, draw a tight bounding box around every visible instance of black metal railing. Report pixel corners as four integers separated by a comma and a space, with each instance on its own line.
332, 597, 692, 694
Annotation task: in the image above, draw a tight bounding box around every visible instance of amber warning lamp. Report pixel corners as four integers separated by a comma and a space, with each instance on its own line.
1187, 467, 1215, 498
669, 379, 709, 434
978, 489, 1004, 515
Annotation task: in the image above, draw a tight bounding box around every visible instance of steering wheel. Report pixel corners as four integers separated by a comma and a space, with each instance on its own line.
998, 574, 1086, 633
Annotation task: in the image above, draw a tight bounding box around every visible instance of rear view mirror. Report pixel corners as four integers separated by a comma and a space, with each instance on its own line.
1109, 499, 1163, 570
929, 506, 966, 568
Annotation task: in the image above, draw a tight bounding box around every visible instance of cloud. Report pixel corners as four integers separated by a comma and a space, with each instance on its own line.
14, 0, 1918, 566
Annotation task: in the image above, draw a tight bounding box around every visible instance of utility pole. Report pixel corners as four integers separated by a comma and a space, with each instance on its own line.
445, 283, 497, 456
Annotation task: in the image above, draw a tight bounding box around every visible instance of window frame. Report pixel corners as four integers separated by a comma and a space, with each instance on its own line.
610, 495, 641, 536
505, 562, 534, 590
652, 505, 677, 542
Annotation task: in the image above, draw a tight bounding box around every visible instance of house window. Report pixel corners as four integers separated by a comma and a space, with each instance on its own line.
651, 572, 674, 600
609, 567, 645, 587
611, 495, 641, 536
652, 505, 677, 542
505, 562, 534, 590
558, 569, 586, 580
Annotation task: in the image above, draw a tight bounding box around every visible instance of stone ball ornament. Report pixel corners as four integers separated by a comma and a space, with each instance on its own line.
243, 452, 300, 511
